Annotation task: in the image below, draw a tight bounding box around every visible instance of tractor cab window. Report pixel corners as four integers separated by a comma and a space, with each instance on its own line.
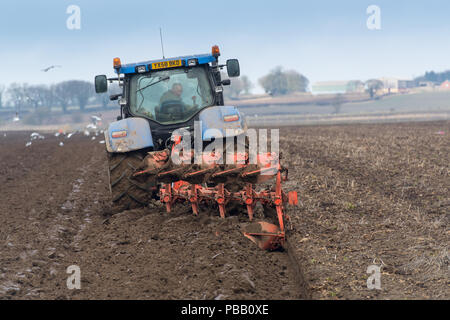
129, 66, 214, 124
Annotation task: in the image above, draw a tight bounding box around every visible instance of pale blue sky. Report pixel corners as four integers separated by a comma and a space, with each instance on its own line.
1, 0, 450, 91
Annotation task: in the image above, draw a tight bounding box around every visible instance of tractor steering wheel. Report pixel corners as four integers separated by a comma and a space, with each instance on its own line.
156, 100, 186, 122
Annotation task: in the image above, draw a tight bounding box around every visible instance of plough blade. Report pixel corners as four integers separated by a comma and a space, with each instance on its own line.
243, 221, 285, 251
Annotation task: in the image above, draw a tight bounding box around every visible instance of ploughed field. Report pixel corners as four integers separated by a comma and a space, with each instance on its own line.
0, 121, 448, 299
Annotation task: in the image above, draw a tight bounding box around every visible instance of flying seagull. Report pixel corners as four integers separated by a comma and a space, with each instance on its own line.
41, 65, 62, 72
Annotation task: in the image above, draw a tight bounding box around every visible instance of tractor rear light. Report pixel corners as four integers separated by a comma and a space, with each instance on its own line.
212, 45, 220, 57
111, 130, 127, 138
223, 114, 239, 122
187, 59, 197, 66
113, 57, 122, 69
136, 65, 146, 73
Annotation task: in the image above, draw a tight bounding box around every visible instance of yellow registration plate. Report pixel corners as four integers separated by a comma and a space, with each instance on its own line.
151, 59, 182, 70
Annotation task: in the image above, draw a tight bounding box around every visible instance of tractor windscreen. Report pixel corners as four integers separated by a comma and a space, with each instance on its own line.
129, 66, 214, 124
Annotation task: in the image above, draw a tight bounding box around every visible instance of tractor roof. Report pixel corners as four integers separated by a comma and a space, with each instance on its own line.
116, 53, 216, 75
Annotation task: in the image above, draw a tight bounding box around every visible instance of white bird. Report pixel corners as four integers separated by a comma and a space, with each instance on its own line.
41, 65, 62, 72
86, 123, 97, 129
91, 115, 102, 122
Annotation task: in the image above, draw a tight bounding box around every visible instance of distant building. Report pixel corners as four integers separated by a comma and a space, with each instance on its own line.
312, 80, 364, 95
379, 77, 399, 93
398, 80, 415, 90
379, 77, 415, 93
418, 81, 435, 88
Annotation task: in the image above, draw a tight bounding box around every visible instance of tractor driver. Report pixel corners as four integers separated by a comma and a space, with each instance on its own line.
159, 83, 198, 114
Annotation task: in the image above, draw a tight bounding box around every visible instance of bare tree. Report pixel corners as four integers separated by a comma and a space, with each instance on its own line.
66, 80, 94, 111
259, 66, 309, 96
285, 70, 309, 93
96, 82, 120, 108
366, 79, 384, 99
22, 85, 49, 110
222, 73, 254, 100
6, 81, 95, 114
7, 83, 26, 112
332, 93, 344, 114
240, 76, 253, 95
0, 85, 4, 108
40, 85, 56, 109
346, 80, 364, 93
259, 66, 287, 96
52, 82, 73, 113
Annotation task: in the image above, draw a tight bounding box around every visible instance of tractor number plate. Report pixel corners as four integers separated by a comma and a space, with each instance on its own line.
151, 59, 182, 70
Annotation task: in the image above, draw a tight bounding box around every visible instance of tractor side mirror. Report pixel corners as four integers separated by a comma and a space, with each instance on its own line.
95, 75, 108, 93
226, 59, 240, 77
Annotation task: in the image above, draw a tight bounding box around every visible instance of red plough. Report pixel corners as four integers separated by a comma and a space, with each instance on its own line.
154, 155, 298, 250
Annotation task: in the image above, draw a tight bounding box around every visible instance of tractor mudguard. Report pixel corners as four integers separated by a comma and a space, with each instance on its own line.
105, 117, 154, 153
199, 106, 247, 140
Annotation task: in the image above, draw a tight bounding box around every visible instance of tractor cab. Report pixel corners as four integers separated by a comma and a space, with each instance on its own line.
95, 45, 240, 126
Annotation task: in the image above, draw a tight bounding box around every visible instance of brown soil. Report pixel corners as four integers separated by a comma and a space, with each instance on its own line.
280, 121, 449, 299
0, 121, 448, 300
0, 132, 301, 299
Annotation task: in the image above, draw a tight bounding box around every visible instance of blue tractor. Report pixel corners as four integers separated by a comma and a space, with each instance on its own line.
95, 46, 297, 250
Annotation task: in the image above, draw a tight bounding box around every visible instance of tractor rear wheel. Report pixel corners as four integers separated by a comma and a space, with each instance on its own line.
107, 150, 156, 212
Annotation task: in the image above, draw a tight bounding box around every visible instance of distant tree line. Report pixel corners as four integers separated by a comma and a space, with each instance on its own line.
414, 70, 450, 84
223, 67, 310, 99
259, 66, 309, 96
222, 73, 253, 100
0, 85, 4, 109
2, 66, 406, 112
0, 80, 119, 113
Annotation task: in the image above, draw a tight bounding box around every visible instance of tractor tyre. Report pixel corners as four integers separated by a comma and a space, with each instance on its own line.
107, 150, 156, 212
